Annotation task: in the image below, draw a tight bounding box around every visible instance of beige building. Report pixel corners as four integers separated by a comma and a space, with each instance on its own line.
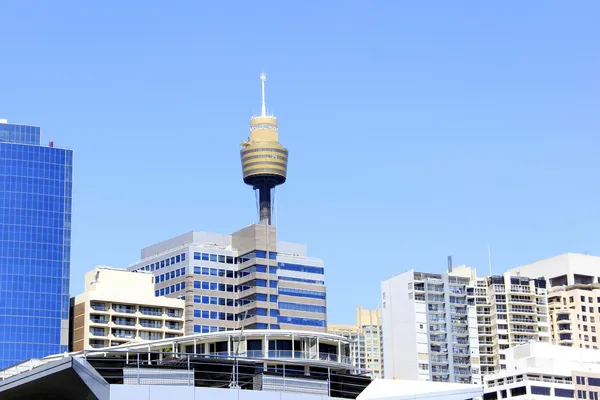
329, 306, 384, 378
509, 253, 600, 350
70, 267, 185, 351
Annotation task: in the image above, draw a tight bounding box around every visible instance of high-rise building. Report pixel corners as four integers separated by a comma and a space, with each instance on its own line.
508, 253, 600, 350
70, 267, 185, 351
128, 224, 327, 333
240, 73, 288, 225
0, 119, 73, 369
329, 306, 384, 378
381, 265, 550, 384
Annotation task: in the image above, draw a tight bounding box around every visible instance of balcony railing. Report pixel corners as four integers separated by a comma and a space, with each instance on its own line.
113, 319, 136, 327
91, 303, 108, 312
167, 311, 183, 318
204, 350, 355, 365
113, 332, 135, 339
114, 307, 136, 314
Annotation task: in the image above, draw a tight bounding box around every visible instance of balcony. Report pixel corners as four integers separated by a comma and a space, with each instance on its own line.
166, 322, 182, 330
139, 307, 162, 317
113, 306, 136, 314
139, 319, 162, 329
558, 324, 571, 332
557, 313, 570, 321
430, 356, 448, 364
510, 285, 531, 294
90, 328, 106, 337
113, 330, 135, 339
90, 317, 108, 324
113, 318, 136, 327
166, 310, 183, 318
90, 302, 108, 312
140, 332, 163, 341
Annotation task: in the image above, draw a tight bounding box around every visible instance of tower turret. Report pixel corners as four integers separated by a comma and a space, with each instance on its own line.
240, 73, 288, 224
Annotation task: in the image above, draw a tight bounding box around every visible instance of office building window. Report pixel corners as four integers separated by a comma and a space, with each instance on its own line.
530, 386, 550, 396
555, 389, 574, 398
589, 377, 600, 387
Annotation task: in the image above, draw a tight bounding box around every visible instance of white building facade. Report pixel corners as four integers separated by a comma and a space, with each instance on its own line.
382, 265, 550, 383
483, 342, 600, 399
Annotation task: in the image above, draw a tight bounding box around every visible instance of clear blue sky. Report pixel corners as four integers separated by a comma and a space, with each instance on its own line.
1, 1, 599, 324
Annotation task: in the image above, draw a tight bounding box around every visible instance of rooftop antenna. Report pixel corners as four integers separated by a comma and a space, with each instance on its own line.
488, 244, 493, 276
260, 72, 267, 117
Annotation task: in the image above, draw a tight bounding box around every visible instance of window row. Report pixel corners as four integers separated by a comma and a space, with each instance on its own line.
192, 294, 278, 307
194, 281, 234, 292
138, 253, 186, 272
278, 287, 326, 300
191, 265, 277, 278
278, 302, 326, 314
239, 280, 278, 291
156, 267, 186, 283
192, 250, 277, 264
193, 325, 230, 334
277, 316, 326, 327
155, 281, 186, 297
277, 262, 324, 275
194, 296, 235, 307
278, 276, 325, 285
193, 309, 235, 321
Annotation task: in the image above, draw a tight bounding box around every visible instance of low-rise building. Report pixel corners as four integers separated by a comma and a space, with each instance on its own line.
70, 267, 185, 351
0, 330, 372, 399
483, 341, 600, 399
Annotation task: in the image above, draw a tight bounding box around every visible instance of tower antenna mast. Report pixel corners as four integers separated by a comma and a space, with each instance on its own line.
260, 72, 267, 117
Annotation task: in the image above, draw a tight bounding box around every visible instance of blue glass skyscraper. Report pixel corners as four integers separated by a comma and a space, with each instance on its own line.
0, 119, 73, 369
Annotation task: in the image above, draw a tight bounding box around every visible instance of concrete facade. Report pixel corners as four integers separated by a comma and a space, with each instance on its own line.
70, 267, 185, 351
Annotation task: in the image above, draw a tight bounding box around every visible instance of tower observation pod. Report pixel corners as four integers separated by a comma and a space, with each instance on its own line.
240, 73, 288, 224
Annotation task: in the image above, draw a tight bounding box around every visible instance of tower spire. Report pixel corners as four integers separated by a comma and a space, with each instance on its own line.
260, 72, 267, 116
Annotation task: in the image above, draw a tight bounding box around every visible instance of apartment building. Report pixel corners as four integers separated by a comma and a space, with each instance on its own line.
70, 267, 185, 351
509, 253, 600, 350
329, 306, 384, 378
128, 223, 327, 334
483, 342, 600, 399
381, 265, 550, 383
473, 272, 550, 375
381, 267, 481, 384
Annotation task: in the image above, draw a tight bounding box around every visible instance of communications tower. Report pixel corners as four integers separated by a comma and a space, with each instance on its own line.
240, 73, 288, 224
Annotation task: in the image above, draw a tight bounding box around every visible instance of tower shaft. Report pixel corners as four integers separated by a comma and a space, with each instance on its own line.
258, 184, 273, 224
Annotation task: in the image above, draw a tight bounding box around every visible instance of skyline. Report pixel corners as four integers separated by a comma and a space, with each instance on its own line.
1, 1, 599, 324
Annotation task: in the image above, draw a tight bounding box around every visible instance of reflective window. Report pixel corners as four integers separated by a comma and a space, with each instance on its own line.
0, 138, 73, 368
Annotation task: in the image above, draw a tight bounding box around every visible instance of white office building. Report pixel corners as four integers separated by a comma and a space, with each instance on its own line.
381, 266, 481, 384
